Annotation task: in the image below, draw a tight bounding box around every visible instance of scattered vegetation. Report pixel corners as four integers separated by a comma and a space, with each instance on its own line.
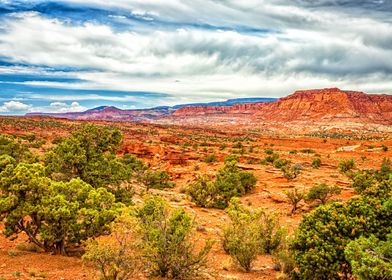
306, 184, 341, 205
223, 198, 286, 272
187, 155, 257, 209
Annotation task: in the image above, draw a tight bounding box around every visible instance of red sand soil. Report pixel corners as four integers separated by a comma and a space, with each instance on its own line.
0, 117, 391, 279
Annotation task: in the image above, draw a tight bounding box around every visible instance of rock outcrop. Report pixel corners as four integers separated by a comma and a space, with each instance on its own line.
172, 88, 392, 125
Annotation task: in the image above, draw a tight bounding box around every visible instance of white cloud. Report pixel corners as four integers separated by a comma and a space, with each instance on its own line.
0, 1, 391, 106
0, 101, 32, 113
30, 101, 88, 113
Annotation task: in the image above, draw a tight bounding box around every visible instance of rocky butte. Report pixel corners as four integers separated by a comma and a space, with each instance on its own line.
169, 88, 392, 129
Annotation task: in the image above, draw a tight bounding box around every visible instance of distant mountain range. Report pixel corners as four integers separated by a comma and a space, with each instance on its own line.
26, 89, 392, 129
26, 97, 277, 122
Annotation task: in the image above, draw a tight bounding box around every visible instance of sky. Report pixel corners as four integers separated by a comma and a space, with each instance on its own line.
0, 0, 391, 115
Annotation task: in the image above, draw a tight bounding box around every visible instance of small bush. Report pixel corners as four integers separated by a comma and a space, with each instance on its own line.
283, 188, 305, 214
264, 148, 274, 155
223, 198, 262, 272
223, 198, 286, 272
306, 184, 341, 205
311, 158, 321, 169
138, 196, 212, 279
300, 148, 315, 154
282, 163, 303, 180
289, 150, 297, 154
188, 156, 257, 209
382, 145, 388, 152
273, 159, 291, 169
138, 170, 174, 191
203, 154, 216, 163
83, 214, 141, 280
338, 159, 355, 173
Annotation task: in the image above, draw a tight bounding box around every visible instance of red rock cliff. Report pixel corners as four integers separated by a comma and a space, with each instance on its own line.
173, 88, 392, 125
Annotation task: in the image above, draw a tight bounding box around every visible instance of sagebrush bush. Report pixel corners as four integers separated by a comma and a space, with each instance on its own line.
83, 214, 141, 280
223, 198, 262, 272
138, 196, 212, 279
338, 158, 356, 173
223, 198, 286, 272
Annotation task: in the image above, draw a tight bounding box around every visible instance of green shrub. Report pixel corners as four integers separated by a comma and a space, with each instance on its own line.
83, 214, 141, 280
300, 148, 315, 154
138, 170, 174, 191
203, 154, 216, 163
259, 212, 287, 254
187, 156, 257, 209
265, 153, 279, 163
338, 159, 356, 173
273, 159, 291, 169
291, 173, 392, 279
223, 198, 263, 272
138, 196, 212, 279
289, 150, 297, 154
0, 134, 37, 163
306, 184, 341, 205
264, 148, 274, 155
281, 163, 303, 180
382, 145, 388, 152
345, 234, 392, 280
311, 158, 321, 169
0, 163, 122, 255
223, 198, 286, 272
284, 188, 305, 214
44, 125, 141, 202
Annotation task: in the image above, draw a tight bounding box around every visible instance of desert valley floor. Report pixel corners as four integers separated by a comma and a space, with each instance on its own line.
0, 116, 391, 279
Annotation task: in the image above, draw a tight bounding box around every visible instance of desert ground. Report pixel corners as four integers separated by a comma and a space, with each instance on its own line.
0, 116, 391, 280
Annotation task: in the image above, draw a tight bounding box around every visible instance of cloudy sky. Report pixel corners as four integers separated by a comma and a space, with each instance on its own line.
0, 0, 391, 114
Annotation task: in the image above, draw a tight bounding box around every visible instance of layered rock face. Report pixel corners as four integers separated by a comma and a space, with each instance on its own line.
172, 88, 392, 125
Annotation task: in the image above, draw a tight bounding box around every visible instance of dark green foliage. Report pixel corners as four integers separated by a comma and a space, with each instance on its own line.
382, 145, 388, 152
306, 184, 341, 205
0, 163, 122, 255
273, 158, 291, 169
338, 158, 356, 173
232, 142, 243, 149
265, 153, 279, 163
291, 172, 392, 279
187, 156, 257, 209
352, 170, 377, 193
289, 150, 297, 154
44, 125, 146, 203
0, 134, 37, 164
259, 212, 287, 254
45, 125, 126, 187
138, 196, 212, 279
264, 148, 274, 155
138, 170, 174, 191
311, 158, 321, 169
345, 234, 392, 280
